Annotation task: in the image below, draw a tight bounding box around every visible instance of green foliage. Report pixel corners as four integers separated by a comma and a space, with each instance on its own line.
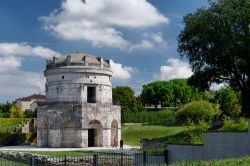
113, 86, 145, 122
188, 120, 211, 144
141, 79, 206, 108
23, 109, 36, 118
213, 87, 241, 117
0, 103, 13, 113
123, 110, 175, 123
0, 112, 10, 118
178, 0, 250, 115
0, 118, 29, 133
220, 117, 248, 132
175, 101, 220, 123
9, 105, 23, 118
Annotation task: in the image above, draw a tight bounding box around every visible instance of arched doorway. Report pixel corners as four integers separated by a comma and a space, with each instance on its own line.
111, 120, 118, 147
88, 120, 103, 147
41, 121, 49, 147
61, 120, 76, 147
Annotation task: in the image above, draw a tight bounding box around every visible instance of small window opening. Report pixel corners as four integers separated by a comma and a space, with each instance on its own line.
87, 87, 96, 103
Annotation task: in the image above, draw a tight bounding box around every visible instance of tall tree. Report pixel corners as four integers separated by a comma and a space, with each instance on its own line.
213, 87, 241, 117
178, 0, 250, 115
113, 86, 144, 122
141, 79, 198, 107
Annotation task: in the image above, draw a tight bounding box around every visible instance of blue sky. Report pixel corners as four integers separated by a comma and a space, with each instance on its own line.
0, 0, 210, 103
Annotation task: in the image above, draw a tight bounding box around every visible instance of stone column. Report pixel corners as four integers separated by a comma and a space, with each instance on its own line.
76, 129, 88, 148
103, 128, 111, 147
36, 128, 42, 147
48, 129, 61, 148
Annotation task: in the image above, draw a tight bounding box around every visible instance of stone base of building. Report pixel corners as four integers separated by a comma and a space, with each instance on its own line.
37, 102, 121, 148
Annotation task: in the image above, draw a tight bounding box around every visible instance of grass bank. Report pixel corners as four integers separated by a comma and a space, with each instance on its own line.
171, 156, 250, 166
121, 124, 191, 146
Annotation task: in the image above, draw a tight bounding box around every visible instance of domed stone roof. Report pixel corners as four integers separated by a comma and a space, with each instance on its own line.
46, 52, 110, 69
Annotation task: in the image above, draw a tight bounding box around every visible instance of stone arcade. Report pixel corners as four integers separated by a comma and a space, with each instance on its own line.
37, 52, 121, 148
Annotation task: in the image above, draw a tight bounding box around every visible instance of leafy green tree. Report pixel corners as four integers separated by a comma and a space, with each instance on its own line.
178, 0, 250, 115
213, 87, 241, 117
23, 109, 36, 118
141, 79, 201, 107
0, 102, 13, 113
113, 86, 144, 122
9, 105, 23, 118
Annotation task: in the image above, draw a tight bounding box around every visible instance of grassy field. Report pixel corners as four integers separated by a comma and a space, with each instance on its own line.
171, 156, 250, 166
16, 151, 119, 157
121, 124, 191, 146
0, 157, 28, 166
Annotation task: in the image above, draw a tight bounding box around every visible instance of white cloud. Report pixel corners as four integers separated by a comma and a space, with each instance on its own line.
156, 58, 193, 80
0, 71, 45, 100
130, 40, 154, 51
0, 42, 60, 102
0, 57, 21, 72
130, 32, 167, 51
110, 60, 134, 80
41, 0, 168, 49
0, 43, 60, 58
143, 32, 166, 44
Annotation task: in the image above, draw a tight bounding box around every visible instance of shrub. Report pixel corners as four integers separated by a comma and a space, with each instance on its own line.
23, 109, 36, 118
0, 112, 10, 118
175, 101, 219, 123
9, 105, 23, 118
188, 120, 211, 144
220, 118, 248, 131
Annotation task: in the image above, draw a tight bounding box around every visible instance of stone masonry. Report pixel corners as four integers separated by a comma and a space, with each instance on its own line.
37, 52, 121, 148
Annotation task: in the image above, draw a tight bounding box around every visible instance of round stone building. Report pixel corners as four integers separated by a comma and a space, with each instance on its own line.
37, 52, 121, 148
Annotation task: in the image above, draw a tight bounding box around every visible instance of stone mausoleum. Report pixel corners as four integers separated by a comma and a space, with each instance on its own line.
37, 52, 121, 148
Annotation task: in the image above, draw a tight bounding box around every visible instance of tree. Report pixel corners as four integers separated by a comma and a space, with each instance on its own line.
213, 87, 241, 117
113, 86, 144, 122
0, 102, 13, 113
141, 81, 172, 108
141, 79, 199, 107
178, 0, 250, 115
9, 105, 23, 118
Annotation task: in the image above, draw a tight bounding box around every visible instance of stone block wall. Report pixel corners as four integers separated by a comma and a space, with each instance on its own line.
37, 102, 121, 148
167, 119, 250, 164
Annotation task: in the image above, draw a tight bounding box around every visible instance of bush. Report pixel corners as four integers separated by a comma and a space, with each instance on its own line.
175, 101, 219, 123
23, 109, 36, 118
0, 112, 10, 118
9, 105, 23, 118
220, 118, 248, 131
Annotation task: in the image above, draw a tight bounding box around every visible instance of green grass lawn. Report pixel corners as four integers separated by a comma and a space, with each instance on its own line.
16, 151, 119, 157
171, 156, 250, 166
121, 124, 191, 146
0, 157, 28, 166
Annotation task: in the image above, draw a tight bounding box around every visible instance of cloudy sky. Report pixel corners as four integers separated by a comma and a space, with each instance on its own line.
0, 0, 209, 103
